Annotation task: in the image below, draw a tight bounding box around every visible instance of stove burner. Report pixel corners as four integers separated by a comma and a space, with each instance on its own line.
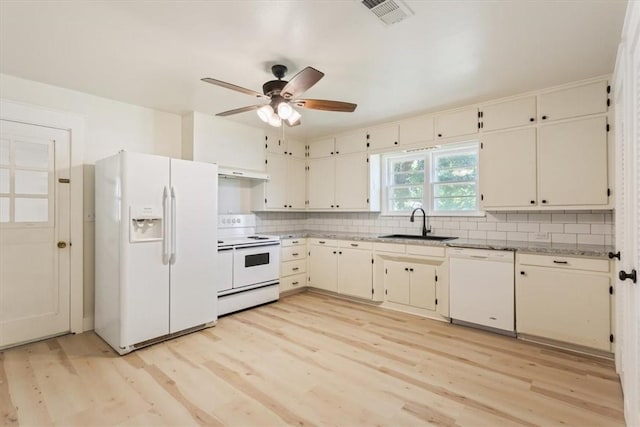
218, 240, 223, 244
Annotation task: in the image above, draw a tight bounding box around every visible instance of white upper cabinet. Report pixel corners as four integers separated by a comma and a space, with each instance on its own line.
335, 152, 369, 210
480, 128, 537, 209
367, 125, 399, 151
308, 137, 336, 158
399, 114, 435, 145
435, 107, 479, 139
538, 116, 609, 206
538, 80, 608, 122
264, 153, 287, 209
480, 97, 537, 132
335, 131, 367, 155
307, 156, 336, 209
285, 137, 306, 158
287, 157, 306, 209
265, 130, 285, 155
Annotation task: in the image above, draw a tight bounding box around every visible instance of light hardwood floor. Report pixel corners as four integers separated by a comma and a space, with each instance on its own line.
1, 291, 625, 426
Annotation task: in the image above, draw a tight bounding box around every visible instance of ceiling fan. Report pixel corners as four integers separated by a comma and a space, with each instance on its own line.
201, 64, 357, 127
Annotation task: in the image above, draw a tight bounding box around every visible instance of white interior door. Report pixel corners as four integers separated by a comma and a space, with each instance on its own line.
0, 120, 70, 348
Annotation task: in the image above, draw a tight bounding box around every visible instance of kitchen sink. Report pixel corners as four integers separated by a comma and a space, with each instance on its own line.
379, 234, 457, 241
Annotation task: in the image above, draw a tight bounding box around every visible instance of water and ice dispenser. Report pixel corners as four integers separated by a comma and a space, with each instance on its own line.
129, 206, 163, 242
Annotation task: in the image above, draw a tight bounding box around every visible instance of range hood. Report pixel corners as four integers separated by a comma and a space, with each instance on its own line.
218, 167, 270, 180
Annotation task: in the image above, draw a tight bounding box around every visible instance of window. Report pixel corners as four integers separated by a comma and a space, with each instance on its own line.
383, 142, 479, 215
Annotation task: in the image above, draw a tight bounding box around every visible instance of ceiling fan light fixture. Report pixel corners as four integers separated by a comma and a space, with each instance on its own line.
287, 109, 302, 126
268, 113, 282, 127
277, 102, 293, 120
256, 105, 273, 123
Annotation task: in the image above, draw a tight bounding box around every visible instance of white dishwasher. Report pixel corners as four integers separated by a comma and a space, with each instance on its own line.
449, 248, 515, 333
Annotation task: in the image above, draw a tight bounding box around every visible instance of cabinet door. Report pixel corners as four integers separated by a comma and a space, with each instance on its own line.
480, 97, 537, 131
286, 138, 306, 158
367, 125, 399, 151
308, 137, 335, 158
307, 157, 335, 209
480, 128, 537, 208
516, 267, 611, 350
384, 261, 410, 305
335, 131, 367, 155
337, 248, 373, 300
335, 153, 368, 210
539, 80, 608, 122
399, 114, 435, 146
287, 157, 306, 209
265, 153, 288, 209
409, 264, 437, 311
265, 131, 286, 155
308, 246, 338, 292
538, 116, 608, 206
435, 107, 478, 139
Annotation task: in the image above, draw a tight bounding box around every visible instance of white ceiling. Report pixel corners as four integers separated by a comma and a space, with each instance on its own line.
0, 1, 627, 139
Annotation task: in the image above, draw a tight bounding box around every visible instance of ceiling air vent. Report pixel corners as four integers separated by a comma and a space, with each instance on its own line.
361, 0, 414, 26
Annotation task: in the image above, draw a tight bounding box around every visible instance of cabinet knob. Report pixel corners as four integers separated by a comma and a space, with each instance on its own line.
288, 205, 292, 208
404, 267, 409, 271
284, 204, 287, 208
608, 251, 621, 260
541, 200, 548, 204
336, 151, 340, 154
394, 141, 398, 145
530, 200, 535, 204
529, 118, 535, 122
520, 271, 525, 275
619, 269, 637, 283
409, 268, 414, 272
330, 205, 334, 208
333, 251, 337, 254
331, 151, 334, 155
339, 251, 342, 255
437, 133, 442, 138
541, 115, 547, 120
336, 205, 340, 208
57, 241, 67, 249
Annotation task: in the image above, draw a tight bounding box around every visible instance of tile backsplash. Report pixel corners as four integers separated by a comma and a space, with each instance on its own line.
256, 210, 614, 246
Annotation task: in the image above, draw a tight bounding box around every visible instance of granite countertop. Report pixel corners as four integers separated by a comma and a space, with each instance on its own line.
275, 230, 614, 258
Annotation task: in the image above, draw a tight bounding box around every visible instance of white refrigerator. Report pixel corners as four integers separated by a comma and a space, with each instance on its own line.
95, 151, 218, 355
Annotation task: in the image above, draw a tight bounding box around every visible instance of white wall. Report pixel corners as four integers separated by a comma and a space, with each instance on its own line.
0, 73, 182, 327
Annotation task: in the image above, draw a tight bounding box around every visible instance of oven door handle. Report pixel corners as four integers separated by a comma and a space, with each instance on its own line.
234, 242, 281, 250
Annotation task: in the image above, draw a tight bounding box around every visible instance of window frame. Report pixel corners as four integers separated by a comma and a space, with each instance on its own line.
381, 142, 483, 217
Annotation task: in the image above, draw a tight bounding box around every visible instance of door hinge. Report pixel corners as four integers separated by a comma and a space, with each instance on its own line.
366, 142, 370, 147
385, 268, 387, 274
366, 158, 369, 163
435, 274, 438, 282
606, 123, 610, 132
385, 289, 388, 295
265, 159, 268, 164
607, 98, 611, 107
265, 135, 268, 141
478, 111, 482, 118
58, 178, 70, 184
264, 198, 267, 203
371, 258, 374, 264
366, 198, 370, 203
607, 84, 611, 94
480, 194, 484, 201
371, 288, 374, 295
435, 298, 438, 305
265, 143, 268, 149
308, 251, 311, 256
609, 285, 613, 295
478, 122, 481, 129
610, 334, 614, 343
607, 188, 611, 197
480, 142, 483, 149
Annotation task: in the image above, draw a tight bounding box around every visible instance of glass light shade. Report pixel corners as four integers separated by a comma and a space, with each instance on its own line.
277, 102, 293, 120
268, 113, 282, 127
287, 109, 302, 125
256, 105, 273, 123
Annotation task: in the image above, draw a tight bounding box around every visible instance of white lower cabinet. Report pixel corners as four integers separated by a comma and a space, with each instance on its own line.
280, 238, 307, 293
383, 260, 437, 311
308, 239, 374, 299
515, 253, 612, 351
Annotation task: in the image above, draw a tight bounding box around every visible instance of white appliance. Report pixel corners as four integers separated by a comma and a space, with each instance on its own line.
94, 151, 218, 355
217, 214, 280, 316
449, 248, 515, 334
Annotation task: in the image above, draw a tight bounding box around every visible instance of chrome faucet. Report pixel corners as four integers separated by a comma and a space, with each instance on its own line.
410, 208, 431, 237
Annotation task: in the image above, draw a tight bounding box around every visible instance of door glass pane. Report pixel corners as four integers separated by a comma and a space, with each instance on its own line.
14, 140, 49, 169
0, 197, 8, 222
0, 168, 9, 193
14, 198, 48, 222
15, 170, 48, 195
0, 138, 9, 165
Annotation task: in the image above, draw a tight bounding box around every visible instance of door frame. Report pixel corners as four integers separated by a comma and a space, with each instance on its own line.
0, 99, 85, 334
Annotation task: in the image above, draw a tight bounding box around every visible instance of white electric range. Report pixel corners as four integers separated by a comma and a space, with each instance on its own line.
216, 214, 281, 316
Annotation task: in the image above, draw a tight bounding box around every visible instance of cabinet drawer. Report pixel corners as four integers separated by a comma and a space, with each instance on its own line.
518, 253, 610, 273
338, 240, 373, 250
281, 259, 306, 277
308, 238, 338, 246
373, 242, 406, 254
282, 238, 306, 247
282, 246, 307, 262
407, 245, 446, 258
280, 273, 306, 292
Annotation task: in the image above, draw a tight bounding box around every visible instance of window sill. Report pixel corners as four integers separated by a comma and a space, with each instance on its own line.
379, 211, 486, 218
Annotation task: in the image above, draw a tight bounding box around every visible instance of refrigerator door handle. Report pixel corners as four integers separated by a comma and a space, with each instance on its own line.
162, 186, 170, 264
170, 186, 177, 264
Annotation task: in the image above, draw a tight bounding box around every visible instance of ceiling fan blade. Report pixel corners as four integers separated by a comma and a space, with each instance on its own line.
280, 67, 325, 99
201, 77, 266, 99
294, 99, 357, 112
216, 105, 263, 117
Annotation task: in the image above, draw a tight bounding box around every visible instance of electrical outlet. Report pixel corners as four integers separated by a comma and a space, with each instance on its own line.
530, 232, 550, 242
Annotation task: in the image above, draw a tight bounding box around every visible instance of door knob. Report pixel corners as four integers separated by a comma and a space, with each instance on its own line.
57, 241, 67, 248
608, 251, 621, 260
619, 269, 637, 283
